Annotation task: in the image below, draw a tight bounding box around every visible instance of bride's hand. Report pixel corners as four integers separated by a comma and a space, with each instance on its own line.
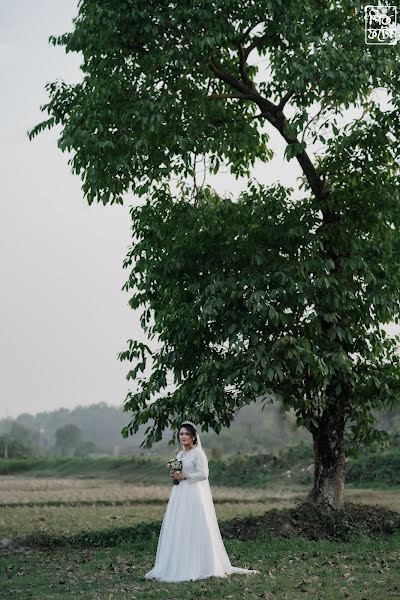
171, 470, 184, 480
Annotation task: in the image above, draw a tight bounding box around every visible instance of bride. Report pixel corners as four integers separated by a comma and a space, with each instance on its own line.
144, 420, 260, 582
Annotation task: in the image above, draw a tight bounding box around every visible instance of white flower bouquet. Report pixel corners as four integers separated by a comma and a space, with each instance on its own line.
167, 457, 183, 485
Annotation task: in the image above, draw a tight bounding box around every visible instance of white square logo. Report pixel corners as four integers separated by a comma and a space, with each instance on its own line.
365, 5, 398, 45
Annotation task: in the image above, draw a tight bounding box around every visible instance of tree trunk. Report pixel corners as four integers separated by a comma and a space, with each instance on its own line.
305, 398, 346, 510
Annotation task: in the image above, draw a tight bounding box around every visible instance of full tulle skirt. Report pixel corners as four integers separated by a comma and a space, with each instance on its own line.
144, 479, 259, 582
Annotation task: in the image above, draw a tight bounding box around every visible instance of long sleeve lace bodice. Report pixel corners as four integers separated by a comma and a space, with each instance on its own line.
177, 447, 209, 482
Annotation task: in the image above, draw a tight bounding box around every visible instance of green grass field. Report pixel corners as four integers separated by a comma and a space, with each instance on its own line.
2, 529, 400, 599
1, 459, 400, 599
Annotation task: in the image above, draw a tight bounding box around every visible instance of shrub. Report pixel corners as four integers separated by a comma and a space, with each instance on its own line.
346, 451, 400, 486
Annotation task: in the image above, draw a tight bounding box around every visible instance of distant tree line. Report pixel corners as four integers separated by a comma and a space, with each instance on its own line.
0, 401, 399, 459
0, 421, 95, 459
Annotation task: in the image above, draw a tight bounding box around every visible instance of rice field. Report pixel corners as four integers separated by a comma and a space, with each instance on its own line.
0, 475, 399, 540
0, 475, 304, 505
0, 476, 302, 538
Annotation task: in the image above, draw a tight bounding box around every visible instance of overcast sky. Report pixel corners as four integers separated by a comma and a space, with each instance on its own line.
0, 2, 395, 420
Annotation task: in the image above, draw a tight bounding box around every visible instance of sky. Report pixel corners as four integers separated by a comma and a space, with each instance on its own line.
0, 2, 395, 420
0, 1, 135, 419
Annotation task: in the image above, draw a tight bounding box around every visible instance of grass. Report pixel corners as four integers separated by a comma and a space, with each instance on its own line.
1, 475, 399, 540
1, 463, 400, 599
0, 456, 168, 483
0, 501, 281, 538
1, 493, 400, 540
1, 533, 400, 599
0, 475, 305, 505
0, 454, 292, 488
3, 450, 400, 488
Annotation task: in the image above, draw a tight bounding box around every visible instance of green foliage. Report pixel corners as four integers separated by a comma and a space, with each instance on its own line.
119, 179, 400, 447
210, 452, 287, 487
279, 441, 314, 465
28, 0, 400, 459
52, 424, 96, 457
28, 1, 399, 206
0, 400, 311, 456
0, 422, 38, 459
346, 450, 400, 486
54, 424, 84, 456
2, 447, 400, 489
0, 434, 33, 459
0, 457, 44, 475
0, 455, 169, 483
0, 403, 142, 454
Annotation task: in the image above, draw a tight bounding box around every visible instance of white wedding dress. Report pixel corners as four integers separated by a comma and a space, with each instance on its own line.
144, 446, 259, 582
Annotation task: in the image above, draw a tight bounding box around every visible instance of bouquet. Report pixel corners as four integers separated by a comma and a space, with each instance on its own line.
167, 457, 183, 485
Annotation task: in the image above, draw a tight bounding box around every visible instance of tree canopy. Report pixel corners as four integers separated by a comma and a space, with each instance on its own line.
29, 1, 398, 205
29, 0, 400, 507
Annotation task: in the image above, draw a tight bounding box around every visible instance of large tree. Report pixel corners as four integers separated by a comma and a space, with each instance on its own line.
29, 1, 400, 509
54, 423, 84, 456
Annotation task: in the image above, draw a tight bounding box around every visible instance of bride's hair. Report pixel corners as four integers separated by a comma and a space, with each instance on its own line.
179, 423, 198, 447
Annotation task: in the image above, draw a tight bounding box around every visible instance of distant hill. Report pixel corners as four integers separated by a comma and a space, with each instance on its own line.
0, 399, 312, 456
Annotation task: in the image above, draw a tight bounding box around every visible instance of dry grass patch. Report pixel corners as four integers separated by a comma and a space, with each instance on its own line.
345, 488, 400, 512
0, 476, 303, 505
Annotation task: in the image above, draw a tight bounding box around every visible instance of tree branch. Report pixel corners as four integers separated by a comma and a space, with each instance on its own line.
208, 57, 277, 114
278, 91, 295, 110
236, 22, 264, 46
205, 93, 254, 100
244, 31, 271, 60
208, 57, 257, 98
238, 43, 257, 90
208, 58, 328, 202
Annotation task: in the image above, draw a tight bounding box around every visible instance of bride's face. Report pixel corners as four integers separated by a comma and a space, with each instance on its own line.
179, 427, 193, 446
